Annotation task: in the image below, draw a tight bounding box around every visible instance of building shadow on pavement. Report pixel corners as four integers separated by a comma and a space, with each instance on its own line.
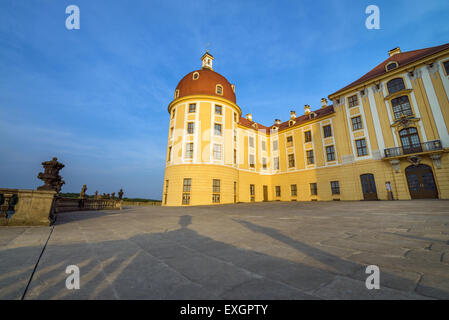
0, 215, 447, 300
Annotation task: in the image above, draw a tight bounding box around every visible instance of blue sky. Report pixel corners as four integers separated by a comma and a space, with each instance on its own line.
1, 0, 448, 199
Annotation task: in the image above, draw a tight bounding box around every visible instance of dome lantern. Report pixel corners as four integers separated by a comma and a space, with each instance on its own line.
201, 51, 214, 70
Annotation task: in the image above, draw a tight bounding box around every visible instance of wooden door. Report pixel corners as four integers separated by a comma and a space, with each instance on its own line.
360, 174, 378, 200
406, 165, 438, 199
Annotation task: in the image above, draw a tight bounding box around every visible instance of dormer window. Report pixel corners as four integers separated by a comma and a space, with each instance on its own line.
175, 89, 179, 99
289, 120, 295, 127
193, 72, 199, 80
216, 85, 223, 95
386, 61, 398, 71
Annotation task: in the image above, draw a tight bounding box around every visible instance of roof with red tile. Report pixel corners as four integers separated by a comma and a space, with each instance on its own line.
330, 42, 449, 97
176, 68, 236, 103
238, 105, 335, 134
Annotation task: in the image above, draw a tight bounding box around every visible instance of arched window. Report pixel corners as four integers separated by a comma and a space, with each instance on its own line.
400, 127, 422, 154
387, 78, 405, 94
391, 96, 413, 119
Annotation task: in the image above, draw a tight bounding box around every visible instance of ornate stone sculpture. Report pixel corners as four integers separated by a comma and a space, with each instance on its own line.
37, 157, 65, 193
118, 189, 124, 200
111, 192, 116, 200
79, 184, 87, 198
94, 191, 98, 200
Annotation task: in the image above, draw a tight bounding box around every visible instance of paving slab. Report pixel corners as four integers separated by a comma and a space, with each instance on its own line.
0, 200, 448, 299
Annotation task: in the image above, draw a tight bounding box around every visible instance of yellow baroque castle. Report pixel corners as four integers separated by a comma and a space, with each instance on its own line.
162, 43, 449, 206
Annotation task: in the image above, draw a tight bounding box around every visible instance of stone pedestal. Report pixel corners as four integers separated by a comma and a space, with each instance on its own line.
0, 189, 57, 226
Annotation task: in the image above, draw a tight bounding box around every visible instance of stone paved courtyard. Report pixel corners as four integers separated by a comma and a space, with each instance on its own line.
1, 200, 449, 300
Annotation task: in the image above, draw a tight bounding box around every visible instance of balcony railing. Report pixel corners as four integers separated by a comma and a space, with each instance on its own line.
384, 140, 443, 158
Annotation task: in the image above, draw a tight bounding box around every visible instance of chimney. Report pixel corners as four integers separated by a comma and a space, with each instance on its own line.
321, 98, 328, 108
388, 47, 401, 57
304, 104, 311, 115
274, 119, 281, 125
246, 113, 252, 121
290, 110, 296, 119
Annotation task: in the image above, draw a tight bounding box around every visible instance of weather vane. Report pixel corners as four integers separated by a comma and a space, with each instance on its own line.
206, 42, 210, 52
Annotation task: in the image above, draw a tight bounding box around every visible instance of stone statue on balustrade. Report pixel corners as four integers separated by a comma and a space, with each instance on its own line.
79, 184, 87, 199
37, 157, 65, 193
118, 189, 124, 200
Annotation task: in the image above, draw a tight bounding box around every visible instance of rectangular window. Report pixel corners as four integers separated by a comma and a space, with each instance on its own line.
262, 140, 266, 151
182, 193, 190, 205
275, 186, 281, 197
168, 146, 172, 162
286, 136, 293, 147
273, 157, 279, 170
288, 154, 295, 168
331, 181, 340, 195
273, 140, 278, 151
185, 143, 194, 159
306, 150, 314, 165
164, 180, 169, 205
326, 145, 335, 161
183, 178, 192, 205
356, 138, 368, 156
348, 95, 359, 108
187, 122, 194, 134
249, 154, 255, 168
250, 184, 255, 202
351, 116, 363, 131
234, 149, 237, 164
304, 131, 312, 143
249, 136, 254, 148
215, 105, 222, 115
310, 183, 318, 195
213, 144, 222, 160
212, 179, 220, 193
234, 112, 237, 122
323, 125, 332, 138
170, 127, 174, 138
212, 194, 220, 203
234, 130, 237, 142
444, 61, 449, 75
291, 184, 297, 196
214, 123, 222, 136
171, 109, 176, 119
188, 103, 196, 113
262, 157, 267, 169
183, 178, 192, 192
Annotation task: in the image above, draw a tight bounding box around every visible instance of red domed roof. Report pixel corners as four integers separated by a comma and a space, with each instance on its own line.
175, 68, 236, 103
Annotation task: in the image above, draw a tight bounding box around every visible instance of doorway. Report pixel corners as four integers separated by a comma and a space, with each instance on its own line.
263, 185, 268, 202
360, 174, 378, 200
405, 164, 438, 199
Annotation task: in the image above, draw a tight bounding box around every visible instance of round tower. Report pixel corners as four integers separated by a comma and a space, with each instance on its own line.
162, 52, 241, 206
